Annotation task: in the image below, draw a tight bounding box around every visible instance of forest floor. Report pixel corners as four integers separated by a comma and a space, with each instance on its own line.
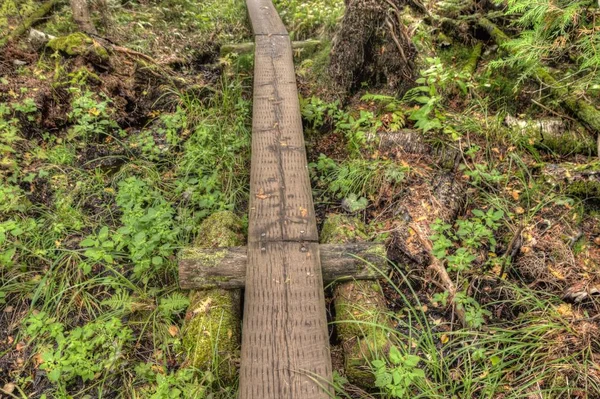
1, 0, 600, 398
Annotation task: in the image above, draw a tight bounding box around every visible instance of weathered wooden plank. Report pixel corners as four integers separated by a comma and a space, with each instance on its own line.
246, 0, 288, 35
239, 1, 333, 397
247, 34, 318, 243
179, 242, 388, 289
239, 242, 332, 398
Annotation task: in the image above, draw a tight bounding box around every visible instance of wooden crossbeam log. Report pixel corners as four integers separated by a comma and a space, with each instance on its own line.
179, 242, 388, 290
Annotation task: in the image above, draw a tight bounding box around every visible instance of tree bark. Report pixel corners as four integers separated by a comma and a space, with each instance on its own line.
70, 0, 97, 34
329, 0, 418, 94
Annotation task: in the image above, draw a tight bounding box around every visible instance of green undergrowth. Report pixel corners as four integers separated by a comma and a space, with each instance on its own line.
0, 54, 251, 396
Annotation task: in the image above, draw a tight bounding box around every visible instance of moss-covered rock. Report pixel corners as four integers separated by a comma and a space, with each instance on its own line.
321, 214, 392, 386
47, 33, 109, 61
193, 211, 244, 248
181, 211, 244, 381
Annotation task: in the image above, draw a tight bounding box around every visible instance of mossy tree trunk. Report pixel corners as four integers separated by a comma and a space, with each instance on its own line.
181, 211, 244, 381
0, 0, 59, 47
329, 0, 418, 94
321, 214, 391, 386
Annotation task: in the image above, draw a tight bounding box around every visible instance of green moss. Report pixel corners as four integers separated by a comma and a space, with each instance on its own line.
344, 329, 389, 385
182, 289, 241, 379
533, 129, 597, 157
320, 214, 369, 245
566, 180, 600, 201
181, 211, 245, 381
194, 210, 244, 248
334, 280, 388, 340
47, 33, 109, 61
180, 247, 228, 267
478, 17, 509, 45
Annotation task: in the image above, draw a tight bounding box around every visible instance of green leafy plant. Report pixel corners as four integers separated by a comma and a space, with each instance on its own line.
273, 0, 343, 39
115, 177, 180, 280
403, 57, 471, 135
68, 90, 123, 140
80, 226, 119, 273
30, 316, 132, 385
371, 346, 425, 398
430, 209, 504, 328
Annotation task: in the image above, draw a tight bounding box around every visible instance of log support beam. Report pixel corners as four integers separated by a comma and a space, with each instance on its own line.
179, 242, 388, 290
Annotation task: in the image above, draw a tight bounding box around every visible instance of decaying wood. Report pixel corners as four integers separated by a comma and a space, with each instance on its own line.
28, 29, 56, 49
478, 17, 600, 138
462, 41, 482, 75
409, 222, 467, 327
1, 0, 59, 47
220, 40, 321, 56
320, 214, 391, 386
329, 0, 417, 93
180, 211, 243, 381
179, 242, 388, 289
370, 129, 459, 168
70, 0, 98, 34
505, 115, 596, 156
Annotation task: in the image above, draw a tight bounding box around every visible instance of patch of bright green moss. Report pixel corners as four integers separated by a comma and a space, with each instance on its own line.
181, 211, 244, 381
194, 210, 244, 248
320, 214, 369, 245
47, 33, 109, 61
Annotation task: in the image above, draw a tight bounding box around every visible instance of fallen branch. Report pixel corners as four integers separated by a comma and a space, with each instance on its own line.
1, 0, 59, 47
409, 222, 468, 328
462, 42, 482, 75
478, 17, 600, 138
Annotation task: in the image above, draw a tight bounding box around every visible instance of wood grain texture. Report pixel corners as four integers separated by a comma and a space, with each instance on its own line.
248, 34, 318, 243
239, 1, 333, 397
246, 0, 288, 35
179, 242, 388, 289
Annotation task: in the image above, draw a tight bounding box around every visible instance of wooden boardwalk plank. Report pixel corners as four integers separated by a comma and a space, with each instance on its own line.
248, 34, 318, 243
239, 1, 333, 397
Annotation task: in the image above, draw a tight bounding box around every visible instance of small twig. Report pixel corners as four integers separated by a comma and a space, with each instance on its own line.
530, 99, 578, 124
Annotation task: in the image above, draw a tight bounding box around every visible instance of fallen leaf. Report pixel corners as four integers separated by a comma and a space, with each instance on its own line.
255, 188, 268, 200
440, 334, 449, 344
2, 383, 15, 394
515, 207, 525, 215
511, 190, 520, 200
555, 303, 573, 317
299, 207, 308, 218
168, 325, 179, 337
